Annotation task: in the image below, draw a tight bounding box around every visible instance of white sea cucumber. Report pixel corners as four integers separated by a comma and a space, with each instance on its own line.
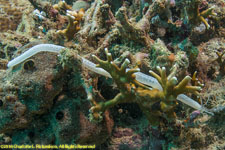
81, 57, 111, 78
7, 44, 64, 68
7, 44, 208, 113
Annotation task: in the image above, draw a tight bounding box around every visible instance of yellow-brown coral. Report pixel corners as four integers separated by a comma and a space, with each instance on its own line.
57, 8, 85, 40
89, 50, 201, 126
53, 1, 72, 12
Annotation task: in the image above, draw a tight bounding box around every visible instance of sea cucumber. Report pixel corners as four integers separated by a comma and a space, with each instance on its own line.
7, 44, 64, 68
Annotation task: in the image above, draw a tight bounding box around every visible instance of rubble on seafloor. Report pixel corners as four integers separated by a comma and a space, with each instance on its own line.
0, 0, 224, 149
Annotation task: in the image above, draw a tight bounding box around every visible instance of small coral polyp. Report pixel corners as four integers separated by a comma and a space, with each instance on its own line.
89, 49, 201, 126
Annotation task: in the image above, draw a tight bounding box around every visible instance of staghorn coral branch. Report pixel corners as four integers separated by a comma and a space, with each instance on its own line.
89, 93, 128, 122
92, 48, 148, 93
78, 0, 109, 40
185, 0, 216, 29
114, 0, 164, 48
91, 51, 203, 125
115, 6, 154, 48
149, 67, 202, 101
141, 0, 165, 21
57, 8, 85, 40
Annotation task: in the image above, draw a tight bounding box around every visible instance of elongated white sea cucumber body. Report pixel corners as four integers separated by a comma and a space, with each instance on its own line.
177, 94, 201, 110
81, 58, 111, 78
134, 72, 163, 91
7, 44, 207, 112
7, 44, 64, 68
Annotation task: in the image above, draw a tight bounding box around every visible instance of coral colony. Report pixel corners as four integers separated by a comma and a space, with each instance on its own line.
0, 0, 224, 149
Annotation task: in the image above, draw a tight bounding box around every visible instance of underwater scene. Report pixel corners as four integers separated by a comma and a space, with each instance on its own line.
0, 0, 225, 149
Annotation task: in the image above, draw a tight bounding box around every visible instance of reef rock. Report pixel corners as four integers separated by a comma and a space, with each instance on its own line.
0, 47, 113, 145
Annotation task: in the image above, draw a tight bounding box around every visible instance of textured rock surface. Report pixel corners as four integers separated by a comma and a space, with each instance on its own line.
0, 0, 32, 32
0, 48, 113, 145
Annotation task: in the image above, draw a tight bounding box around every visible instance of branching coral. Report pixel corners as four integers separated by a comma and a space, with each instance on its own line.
53, 0, 72, 12
57, 8, 85, 40
115, 6, 154, 48
184, 0, 216, 29
89, 50, 202, 126
77, 0, 115, 51
77, 0, 164, 51
115, 0, 165, 48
